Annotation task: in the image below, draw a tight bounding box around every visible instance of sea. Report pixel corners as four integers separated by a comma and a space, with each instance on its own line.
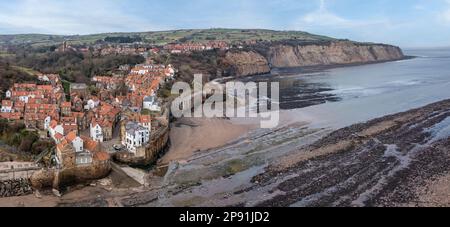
246, 48, 450, 129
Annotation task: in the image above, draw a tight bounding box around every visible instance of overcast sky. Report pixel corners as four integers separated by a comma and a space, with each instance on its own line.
1, 0, 450, 47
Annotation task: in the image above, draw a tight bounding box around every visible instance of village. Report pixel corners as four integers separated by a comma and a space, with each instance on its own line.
55, 39, 234, 56
0, 35, 260, 200
0, 35, 251, 199
0, 55, 176, 196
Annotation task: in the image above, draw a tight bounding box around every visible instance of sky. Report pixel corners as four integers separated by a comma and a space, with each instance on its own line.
1, 0, 450, 48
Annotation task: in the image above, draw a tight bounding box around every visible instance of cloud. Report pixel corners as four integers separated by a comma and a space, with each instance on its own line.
293, 0, 390, 30
0, 0, 160, 34
438, 0, 450, 24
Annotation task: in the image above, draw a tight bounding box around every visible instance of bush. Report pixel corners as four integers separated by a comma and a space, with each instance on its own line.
9, 45, 145, 84
17, 130, 39, 152
0, 121, 52, 155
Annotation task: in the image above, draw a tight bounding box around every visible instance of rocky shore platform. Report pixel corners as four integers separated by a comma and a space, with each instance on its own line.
4, 99, 450, 207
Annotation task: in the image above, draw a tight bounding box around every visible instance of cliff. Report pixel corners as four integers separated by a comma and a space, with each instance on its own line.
223, 51, 271, 77
267, 41, 404, 68
223, 41, 405, 77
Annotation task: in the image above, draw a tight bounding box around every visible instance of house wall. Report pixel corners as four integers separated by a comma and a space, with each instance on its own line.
102, 127, 113, 141
1, 106, 12, 113
90, 125, 103, 142
72, 137, 84, 153
115, 126, 170, 166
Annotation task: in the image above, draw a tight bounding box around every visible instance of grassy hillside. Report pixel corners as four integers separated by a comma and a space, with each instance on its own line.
0, 29, 335, 47
0, 59, 38, 98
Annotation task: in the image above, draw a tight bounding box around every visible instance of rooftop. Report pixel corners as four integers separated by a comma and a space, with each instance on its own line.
126, 121, 147, 135
70, 83, 87, 89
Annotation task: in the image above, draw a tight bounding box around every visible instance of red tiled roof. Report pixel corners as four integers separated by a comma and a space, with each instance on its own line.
61, 102, 71, 108
54, 133, 64, 141
81, 135, 98, 152
2, 100, 13, 107
65, 131, 77, 143
0, 112, 21, 120
140, 115, 151, 123
56, 139, 69, 152
37, 85, 53, 91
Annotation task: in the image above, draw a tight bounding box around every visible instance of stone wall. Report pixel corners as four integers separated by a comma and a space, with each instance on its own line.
0, 178, 33, 198
30, 161, 111, 190
114, 126, 170, 167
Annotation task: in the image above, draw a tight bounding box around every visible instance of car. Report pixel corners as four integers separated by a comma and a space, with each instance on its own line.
113, 145, 123, 151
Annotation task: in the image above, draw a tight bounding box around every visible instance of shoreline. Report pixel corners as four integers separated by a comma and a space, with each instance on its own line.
161, 117, 257, 165
156, 55, 418, 166
270, 56, 416, 76
2, 98, 450, 206
217, 55, 416, 84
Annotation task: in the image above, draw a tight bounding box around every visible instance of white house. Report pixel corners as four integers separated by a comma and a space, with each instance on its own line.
18, 95, 29, 103
139, 116, 152, 133
90, 122, 104, 142
49, 121, 64, 139
38, 75, 50, 82
66, 132, 84, 153
44, 116, 52, 130
5, 90, 12, 98
66, 133, 94, 166
1, 100, 13, 113
123, 122, 150, 154
85, 98, 100, 110
143, 96, 161, 112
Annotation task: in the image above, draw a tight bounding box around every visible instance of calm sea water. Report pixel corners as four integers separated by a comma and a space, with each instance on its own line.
268, 48, 450, 129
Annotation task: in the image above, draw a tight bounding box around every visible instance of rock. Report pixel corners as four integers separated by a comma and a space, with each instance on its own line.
34, 190, 42, 199
30, 169, 55, 189
98, 178, 112, 187
224, 51, 271, 77
0, 179, 33, 198
52, 189, 62, 197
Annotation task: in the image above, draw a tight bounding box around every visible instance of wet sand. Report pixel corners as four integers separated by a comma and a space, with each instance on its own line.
161, 117, 257, 165
6, 99, 450, 207
119, 99, 450, 207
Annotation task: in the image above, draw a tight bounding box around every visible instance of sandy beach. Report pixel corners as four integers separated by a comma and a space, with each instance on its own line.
161, 117, 257, 165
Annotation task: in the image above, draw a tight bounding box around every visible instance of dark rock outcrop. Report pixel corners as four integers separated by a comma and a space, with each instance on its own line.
0, 179, 33, 198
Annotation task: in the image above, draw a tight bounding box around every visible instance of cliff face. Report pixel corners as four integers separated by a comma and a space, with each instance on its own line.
267, 41, 404, 68
222, 41, 405, 77
224, 51, 271, 77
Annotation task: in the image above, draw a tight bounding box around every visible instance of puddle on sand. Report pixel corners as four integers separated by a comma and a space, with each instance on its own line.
425, 116, 450, 144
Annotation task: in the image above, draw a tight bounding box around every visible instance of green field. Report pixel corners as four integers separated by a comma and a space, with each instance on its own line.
11, 66, 41, 76
0, 28, 335, 47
